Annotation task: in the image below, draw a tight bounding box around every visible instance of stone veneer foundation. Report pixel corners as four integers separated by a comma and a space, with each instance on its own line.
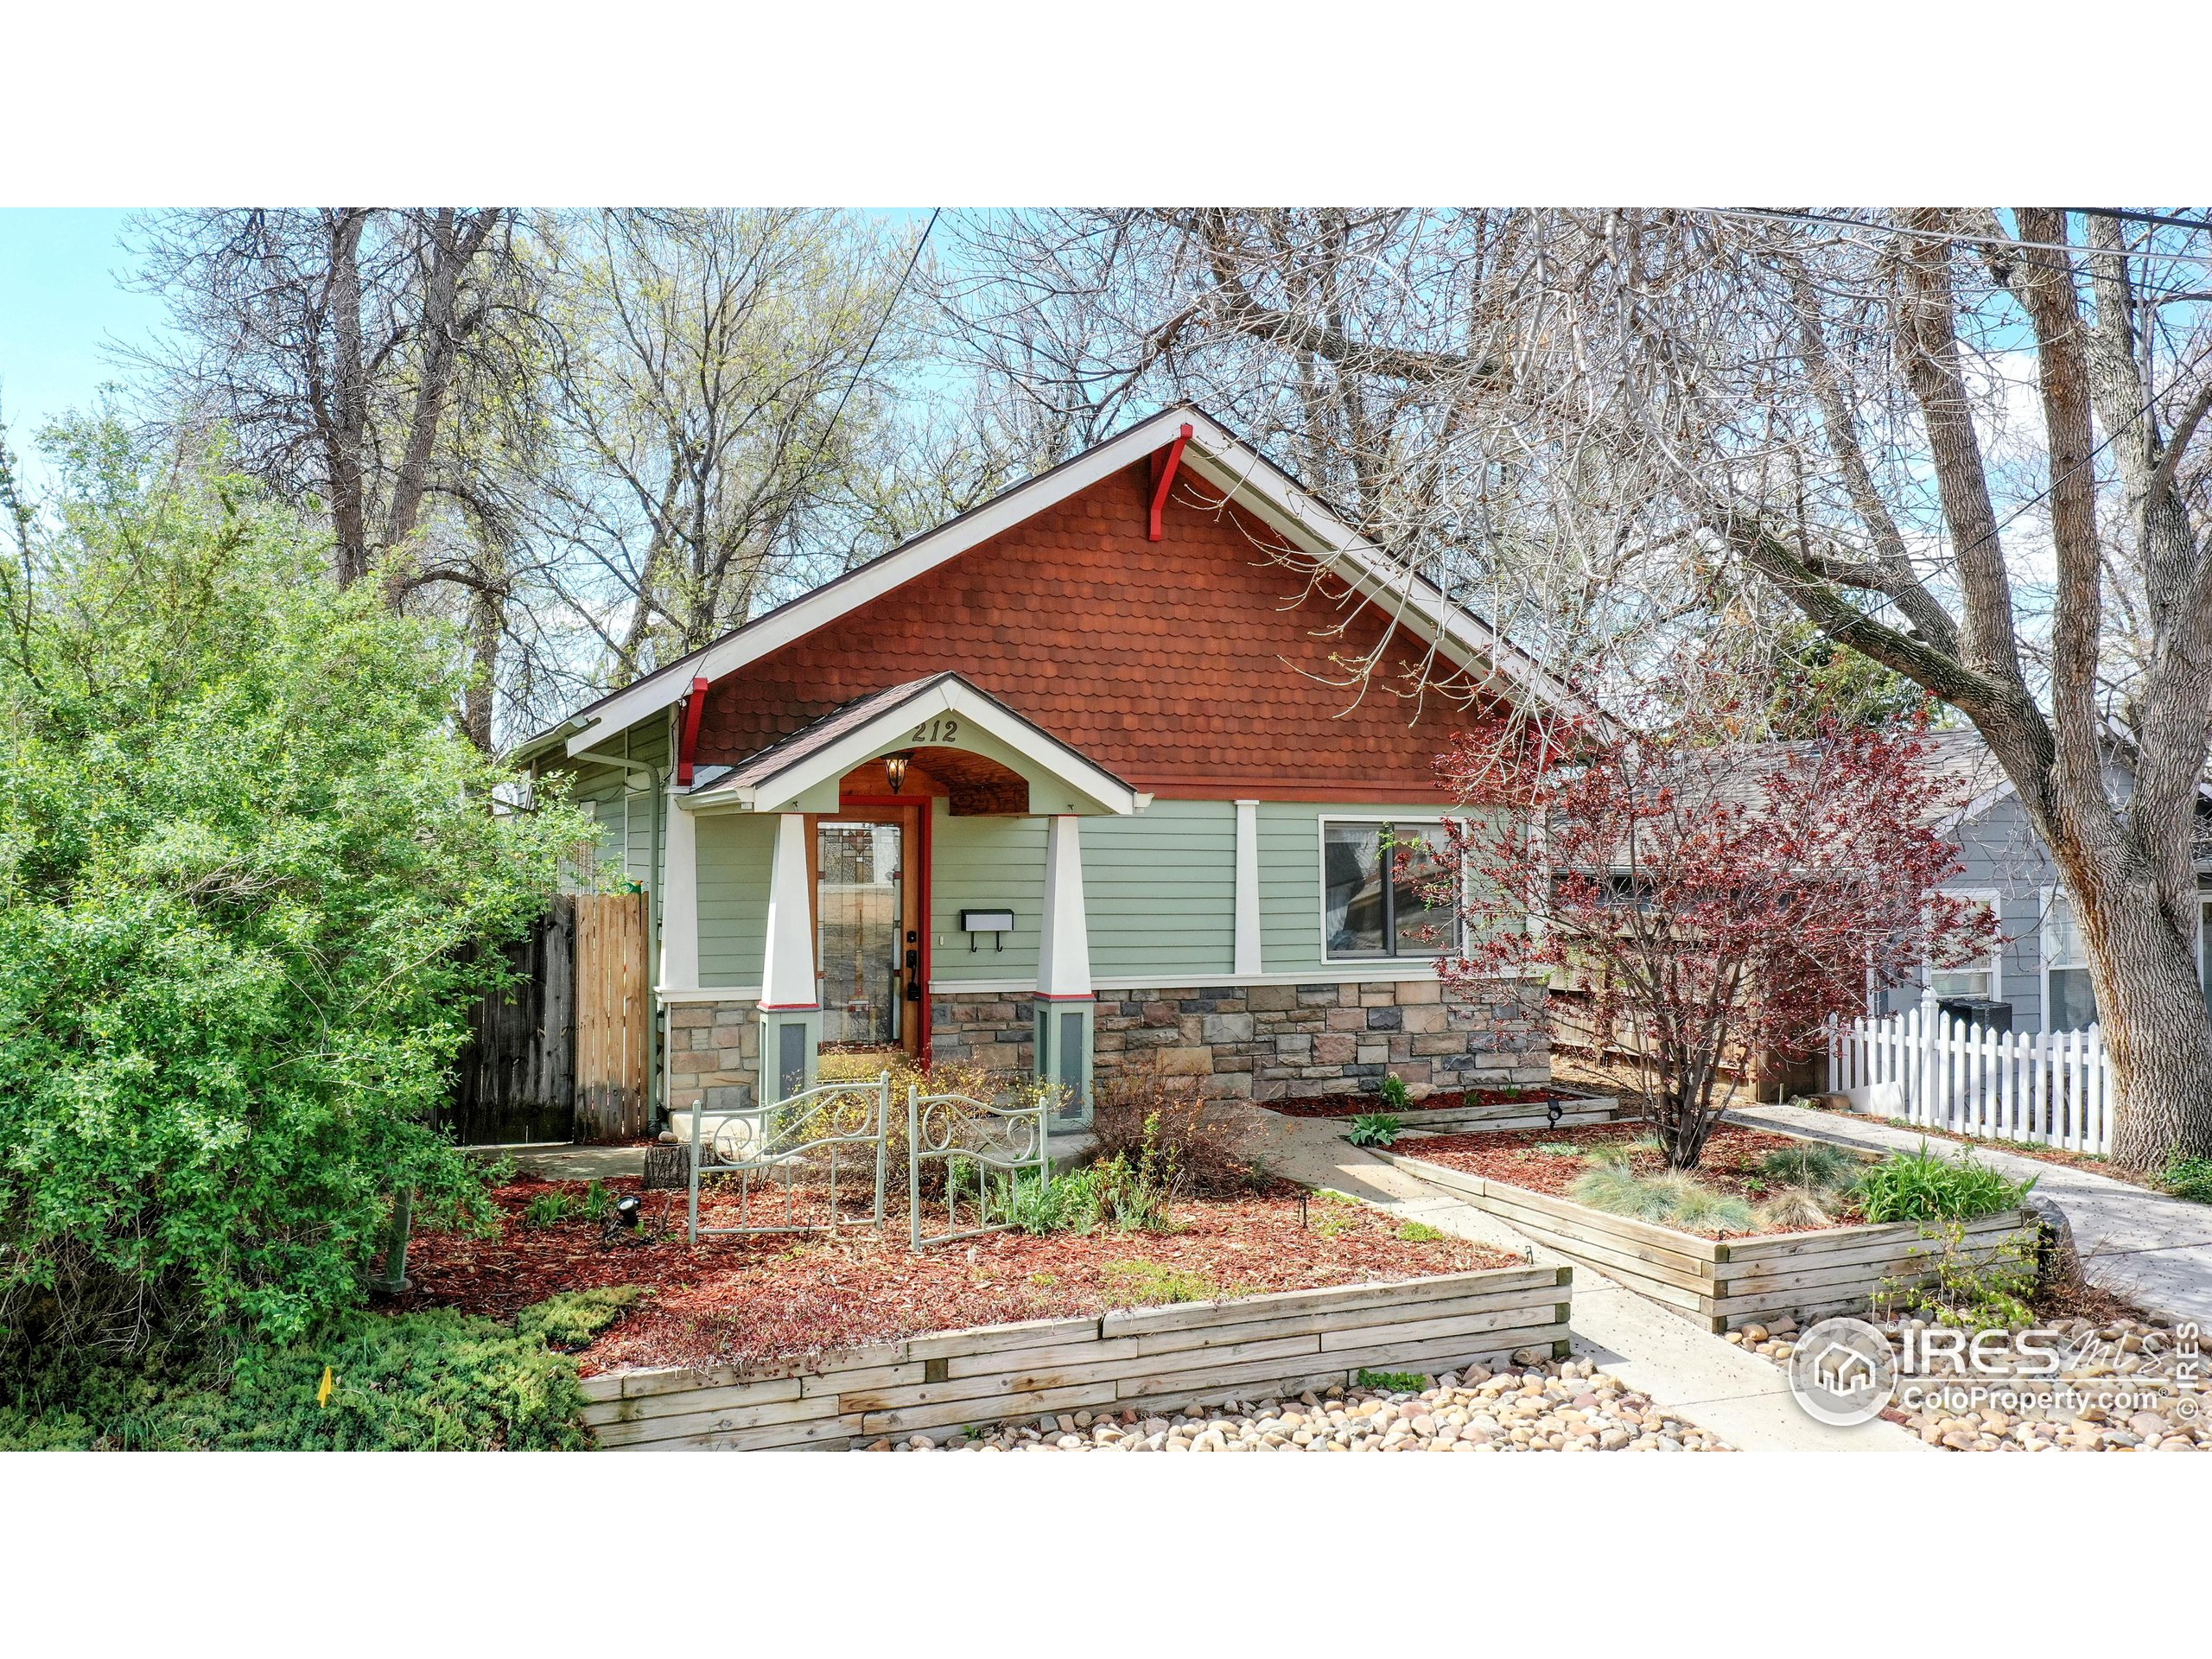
665, 998, 762, 1116
929, 977, 1548, 1104
664, 977, 1547, 1115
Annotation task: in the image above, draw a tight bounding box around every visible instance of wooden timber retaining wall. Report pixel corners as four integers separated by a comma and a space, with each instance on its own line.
1377, 1150, 2037, 1333
579, 1264, 1573, 1451
1368, 1091, 1623, 1135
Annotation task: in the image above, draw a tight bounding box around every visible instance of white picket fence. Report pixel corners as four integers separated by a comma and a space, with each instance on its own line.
1826, 1004, 2113, 1155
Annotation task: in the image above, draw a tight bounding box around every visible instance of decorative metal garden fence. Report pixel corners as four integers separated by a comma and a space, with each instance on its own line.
906, 1083, 1052, 1251
1827, 1005, 2113, 1154
683, 1073, 891, 1243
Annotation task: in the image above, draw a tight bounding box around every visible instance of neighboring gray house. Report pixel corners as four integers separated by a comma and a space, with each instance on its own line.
1867, 730, 2212, 1034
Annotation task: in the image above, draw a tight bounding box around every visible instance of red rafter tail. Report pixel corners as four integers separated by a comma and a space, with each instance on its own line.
676, 674, 709, 786
1148, 423, 1192, 542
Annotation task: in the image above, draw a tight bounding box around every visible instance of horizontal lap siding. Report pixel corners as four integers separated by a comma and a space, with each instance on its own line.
557, 718, 668, 891
696, 810, 777, 985
930, 809, 1046, 981
1083, 800, 1235, 978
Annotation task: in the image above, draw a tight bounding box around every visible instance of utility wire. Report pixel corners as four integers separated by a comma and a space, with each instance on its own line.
820, 208, 941, 461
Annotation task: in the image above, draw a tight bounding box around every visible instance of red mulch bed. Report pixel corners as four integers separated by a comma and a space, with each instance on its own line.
1270, 1085, 1596, 1120
398, 1175, 1520, 1376
1393, 1122, 1877, 1236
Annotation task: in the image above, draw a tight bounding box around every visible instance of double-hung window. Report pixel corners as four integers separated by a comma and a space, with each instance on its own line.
1929, 891, 2001, 1001
2043, 890, 2098, 1032
1323, 819, 1462, 960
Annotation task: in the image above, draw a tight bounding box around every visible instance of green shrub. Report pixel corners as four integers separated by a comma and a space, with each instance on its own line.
1376, 1074, 1414, 1113
1878, 1223, 2039, 1334
1530, 1141, 1585, 1158
523, 1189, 581, 1229
1346, 1113, 1402, 1148
1853, 1144, 2037, 1224
513, 1287, 645, 1351
0, 1298, 602, 1450
1356, 1369, 1428, 1392
1758, 1143, 1863, 1194
999, 1128, 1180, 1236
1396, 1221, 1448, 1243
0, 426, 583, 1352
2160, 1154, 2212, 1205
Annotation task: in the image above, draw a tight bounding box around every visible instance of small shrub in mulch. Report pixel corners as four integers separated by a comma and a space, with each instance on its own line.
397, 1173, 1520, 1376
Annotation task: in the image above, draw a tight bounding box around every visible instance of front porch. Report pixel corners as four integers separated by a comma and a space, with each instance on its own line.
659, 673, 1141, 1125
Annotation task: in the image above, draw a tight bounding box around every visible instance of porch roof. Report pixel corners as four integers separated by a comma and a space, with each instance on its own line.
678, 671, 1147, 817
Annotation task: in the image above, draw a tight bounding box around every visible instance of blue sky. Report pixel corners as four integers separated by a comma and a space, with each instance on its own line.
0, 209, 169, 454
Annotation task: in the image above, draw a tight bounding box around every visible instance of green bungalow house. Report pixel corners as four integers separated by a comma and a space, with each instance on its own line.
510, 406, 1582, 1128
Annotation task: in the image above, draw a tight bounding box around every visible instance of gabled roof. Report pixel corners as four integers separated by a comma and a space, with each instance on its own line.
516, 404, 1592, 765
680, 671, 1145, 817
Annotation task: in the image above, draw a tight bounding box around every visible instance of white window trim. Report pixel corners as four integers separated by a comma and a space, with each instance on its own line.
1929, 887, 2003, 1003
1316, 813, 1469, 965
2040, 883, 2095, 1033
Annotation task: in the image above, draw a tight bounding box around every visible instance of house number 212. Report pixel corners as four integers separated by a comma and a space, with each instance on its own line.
910, 717, 960, 742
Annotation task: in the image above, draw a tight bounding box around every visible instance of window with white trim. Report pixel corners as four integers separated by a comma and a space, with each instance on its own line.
2044, 889, 2098, 1032
1323, 819, 1462, 960
1929, 891, 2001, 1001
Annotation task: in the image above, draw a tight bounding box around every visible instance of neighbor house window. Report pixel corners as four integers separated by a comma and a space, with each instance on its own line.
1323, 820, 1461, 960
2044, 890, 2098, 1032
1929, 892, 2001, 1001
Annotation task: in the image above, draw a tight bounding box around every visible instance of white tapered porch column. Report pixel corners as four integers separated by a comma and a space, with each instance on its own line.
1034, 814, 1095, 1123
757, 810, 820, 1102
660, 796, 700, 990
1233, 798, 1261, 976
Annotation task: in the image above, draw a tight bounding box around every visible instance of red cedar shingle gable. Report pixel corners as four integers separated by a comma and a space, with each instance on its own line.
694, 461, 1496, 799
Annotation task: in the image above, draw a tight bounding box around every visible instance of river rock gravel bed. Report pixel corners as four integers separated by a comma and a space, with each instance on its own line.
863, 1356, 1732, 1452
1726, 1313, 2208, 1452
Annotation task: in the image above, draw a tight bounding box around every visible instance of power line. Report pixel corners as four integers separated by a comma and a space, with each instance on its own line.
820, 207, 941, 461
2055, 207, 2212, 235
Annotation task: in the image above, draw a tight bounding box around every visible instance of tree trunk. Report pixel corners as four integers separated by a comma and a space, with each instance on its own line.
2074, 866, 2212, 1169
324, 210, 373, 588
462, 582, 504, 753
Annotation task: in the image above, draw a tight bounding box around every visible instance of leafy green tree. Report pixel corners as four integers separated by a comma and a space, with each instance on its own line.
0, 420, 582, 1352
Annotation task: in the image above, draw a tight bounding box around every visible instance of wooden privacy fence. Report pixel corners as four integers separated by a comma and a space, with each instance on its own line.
444, 891, 651, 1147
1827, 1006, 2113, 1154
575, 892, 651, 1141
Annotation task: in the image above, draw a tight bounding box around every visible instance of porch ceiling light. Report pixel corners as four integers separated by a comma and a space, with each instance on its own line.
883, 749, 915, 793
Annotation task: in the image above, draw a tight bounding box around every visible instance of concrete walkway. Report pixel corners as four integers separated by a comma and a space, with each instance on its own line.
1727, 1103, 2212, 1328
1236, 1109, 1925, 1452
493, 1144, 647, 1180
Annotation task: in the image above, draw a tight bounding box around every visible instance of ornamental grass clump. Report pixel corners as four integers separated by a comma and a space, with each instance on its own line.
1568, 1164, 1754, 1234
1852, 1144, 2037, 1224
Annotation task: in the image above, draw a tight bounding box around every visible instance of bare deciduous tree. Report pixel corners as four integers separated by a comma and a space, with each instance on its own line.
946, 207, 2212, 1168
129, 208, 527, 589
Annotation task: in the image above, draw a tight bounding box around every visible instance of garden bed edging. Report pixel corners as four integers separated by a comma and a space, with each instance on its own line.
578, 1262, 1573, 1451
1375, 1148, 2038, 1333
